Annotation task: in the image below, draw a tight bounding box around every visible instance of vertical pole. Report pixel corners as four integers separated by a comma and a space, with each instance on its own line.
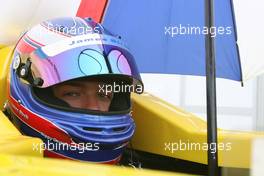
205, 0, 219, 175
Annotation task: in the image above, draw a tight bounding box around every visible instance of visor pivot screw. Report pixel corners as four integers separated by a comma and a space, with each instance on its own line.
33, 78, 44, 87
20, 67, 27, 77
19, 59, 31, 78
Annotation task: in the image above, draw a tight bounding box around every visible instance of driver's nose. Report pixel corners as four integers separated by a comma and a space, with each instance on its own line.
83, 96, 100, 111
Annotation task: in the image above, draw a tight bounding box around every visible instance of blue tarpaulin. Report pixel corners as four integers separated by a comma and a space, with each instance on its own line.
103, 0, 241, 81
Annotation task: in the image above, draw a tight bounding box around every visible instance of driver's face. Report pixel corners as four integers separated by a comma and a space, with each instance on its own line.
52, 81, 113, 112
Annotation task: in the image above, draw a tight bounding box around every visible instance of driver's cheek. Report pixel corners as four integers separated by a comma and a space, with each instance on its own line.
63, 96, 110, 112
82, 96, 110, 112
97, 99, 111, 112
64, 98, 86, 110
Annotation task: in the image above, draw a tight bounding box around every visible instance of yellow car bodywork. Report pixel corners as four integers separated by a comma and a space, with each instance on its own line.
0, 45, 263, 175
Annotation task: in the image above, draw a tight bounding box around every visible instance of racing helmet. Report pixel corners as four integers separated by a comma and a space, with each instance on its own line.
6, 17, 143, 164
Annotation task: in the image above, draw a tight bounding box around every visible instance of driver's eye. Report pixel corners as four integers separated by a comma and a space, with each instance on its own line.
63, 92, 81, 97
